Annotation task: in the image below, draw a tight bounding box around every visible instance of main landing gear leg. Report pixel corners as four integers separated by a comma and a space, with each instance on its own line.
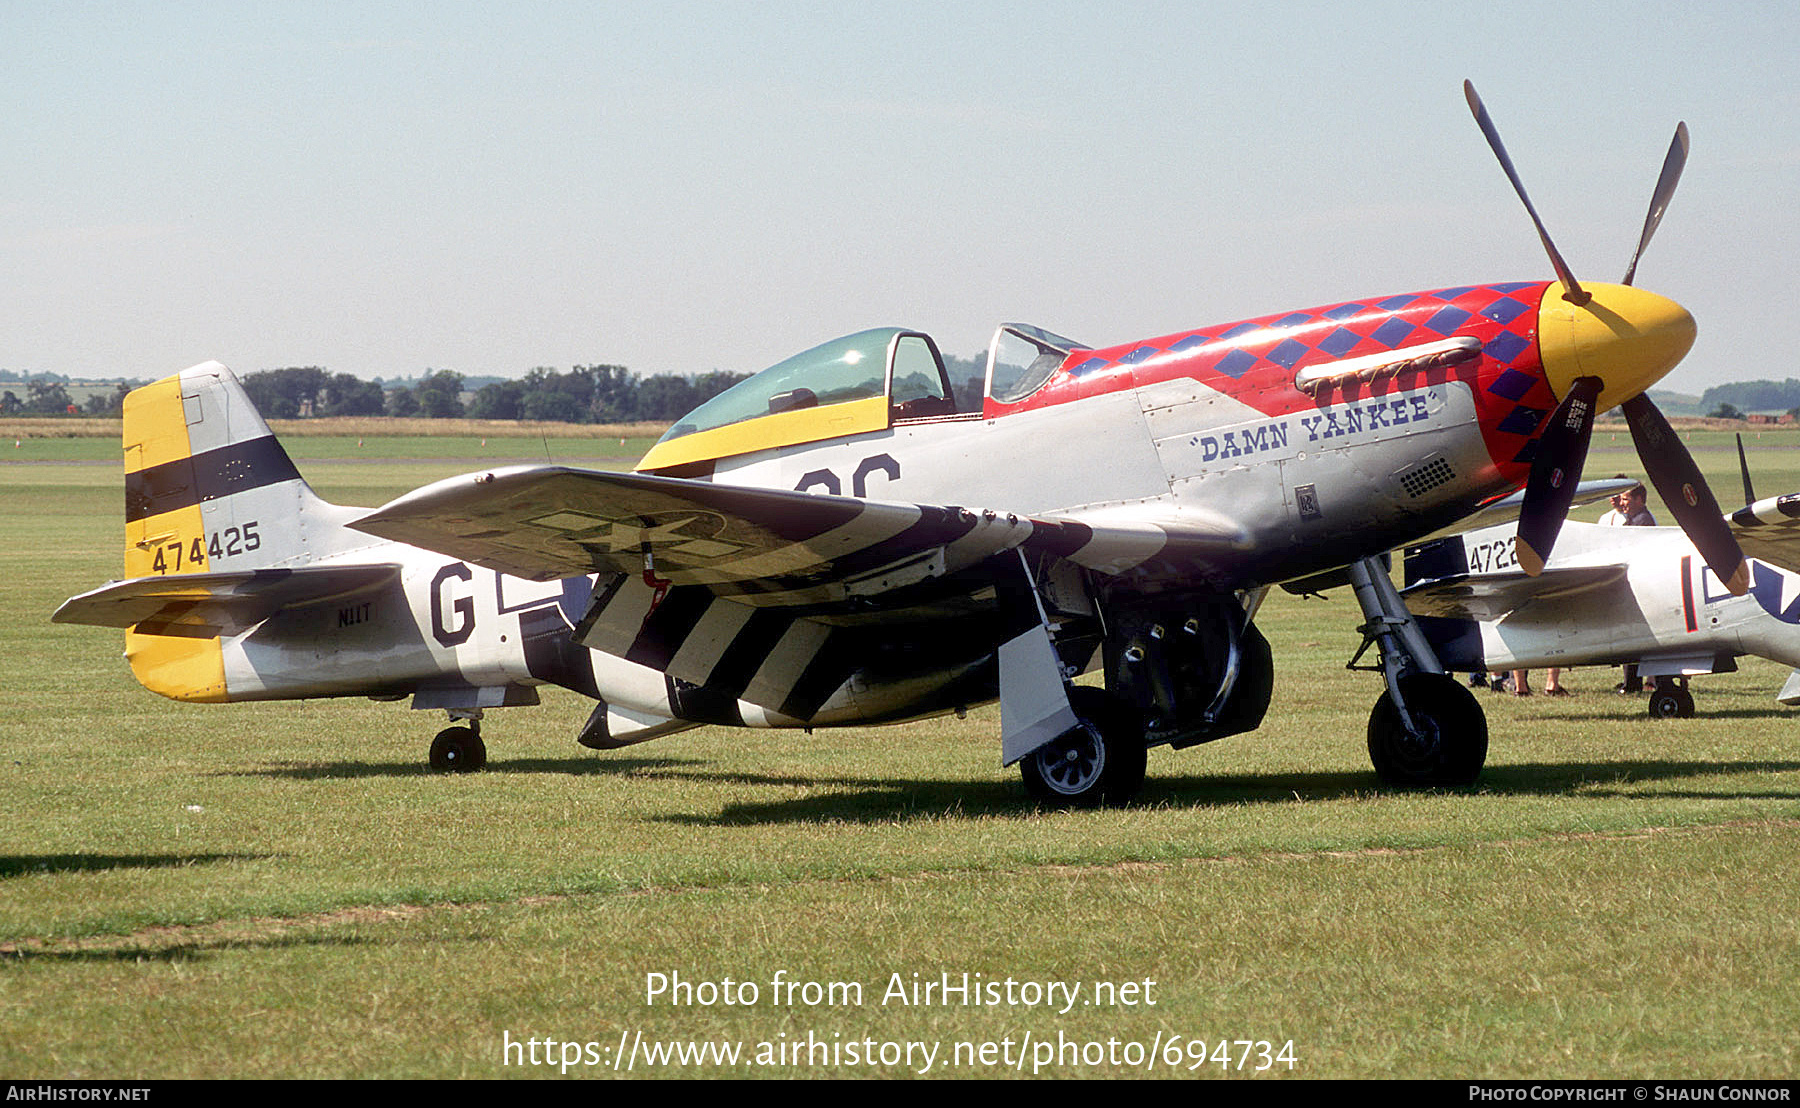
1345, 556, 1487, 786
1002, 550, 1145, 808
429, 710, 487, 773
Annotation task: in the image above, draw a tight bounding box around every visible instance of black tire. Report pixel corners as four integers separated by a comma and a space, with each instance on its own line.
429, 726, 487, 772
1646, 687, 1695, 719
1367, 673, 1488, 787
1020, 687, 1147, 807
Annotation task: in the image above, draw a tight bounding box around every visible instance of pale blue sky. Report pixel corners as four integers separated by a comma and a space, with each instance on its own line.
6, 1, 1797, 392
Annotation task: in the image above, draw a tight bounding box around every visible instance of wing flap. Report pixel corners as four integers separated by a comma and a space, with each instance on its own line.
53, 564, 401, 637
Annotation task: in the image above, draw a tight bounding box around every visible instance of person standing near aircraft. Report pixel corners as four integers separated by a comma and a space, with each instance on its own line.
1605, 478, 1658, 692
1505, 485, 1655, 698
1603, 481, 1658, 527
1506, 666, 1568, 696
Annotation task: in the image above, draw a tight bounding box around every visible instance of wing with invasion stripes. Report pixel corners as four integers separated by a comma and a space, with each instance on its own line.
350, 466, 1249, 602
1729, 493, 1800, 576
350, 465, 1250, 722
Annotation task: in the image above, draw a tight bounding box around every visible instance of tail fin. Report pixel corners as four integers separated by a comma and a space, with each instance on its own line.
123, 361, 361, 578
119, 362, 366, 699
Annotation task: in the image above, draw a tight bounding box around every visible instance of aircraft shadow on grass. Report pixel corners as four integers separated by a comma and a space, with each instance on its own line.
1573, 706, 1800, 722
223, 750, 1800, 822
229, 755, 700, 781
2, 931, 377, 966
0, 852, 271, 879
1475, 759, 1800, 801
653, 758, 1800, 827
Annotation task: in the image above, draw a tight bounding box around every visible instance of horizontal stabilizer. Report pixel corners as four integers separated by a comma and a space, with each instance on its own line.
53, 564, 401, 638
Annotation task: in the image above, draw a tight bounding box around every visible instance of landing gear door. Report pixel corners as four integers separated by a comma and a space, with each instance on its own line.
998, 623, 1078, 766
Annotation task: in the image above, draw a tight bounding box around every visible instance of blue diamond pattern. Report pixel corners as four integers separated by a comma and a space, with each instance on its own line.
1318, 327, 1361, 357
1512, 440, 1540, 465
1267, 338, 1310, 369
1372, 317, 1415, 347
1497, 406, 1547, 435
1485, 332, 1530, 364
1481, 297, 1531, 325
1424, 306, 1472, 335
1215, 349, 1259, 378
1051, 287, 1539, 392
1488, 368, 1536, 401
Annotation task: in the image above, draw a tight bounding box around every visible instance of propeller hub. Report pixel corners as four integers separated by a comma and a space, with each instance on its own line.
1537, 282, 1696, 410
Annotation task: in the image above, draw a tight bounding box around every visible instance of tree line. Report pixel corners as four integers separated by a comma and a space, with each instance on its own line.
1697, 379, 1800, 419
0, 380, 132, 417
0, 366, 755, 423
1, 349, 1002, 423
242, 365, 755, 423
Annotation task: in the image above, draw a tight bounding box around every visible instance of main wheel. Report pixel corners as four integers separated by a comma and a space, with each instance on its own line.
1367, 673, 1488, 787
1020, 687, 1147, 807
429, 726, 487, 772
1646, 686, 1695, 719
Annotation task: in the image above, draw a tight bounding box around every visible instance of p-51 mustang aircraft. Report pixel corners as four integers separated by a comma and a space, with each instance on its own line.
1402, 482, 1800, 720
53, 84, 1749, 805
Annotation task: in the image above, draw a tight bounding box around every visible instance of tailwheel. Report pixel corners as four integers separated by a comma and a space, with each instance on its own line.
1646, 685, 1695, 719
429, 724, 487, 773
1367, 673, 1488, 787
1020, 687, 1147, 808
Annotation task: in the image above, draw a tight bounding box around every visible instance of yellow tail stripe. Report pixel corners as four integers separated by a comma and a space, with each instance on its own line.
120, 372, 228, 702
123, 375, 195, 474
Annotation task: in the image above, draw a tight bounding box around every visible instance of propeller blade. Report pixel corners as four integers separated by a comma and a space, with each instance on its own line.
1621, 122, 1690, 286
1737, 432, 1756, 507
1516, 376, 1603, 575
1464, 80, 1589, 306
1622, 394, 1748, 594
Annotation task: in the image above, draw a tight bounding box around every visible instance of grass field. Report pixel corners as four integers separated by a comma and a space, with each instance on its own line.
2, 433, 1797, 1079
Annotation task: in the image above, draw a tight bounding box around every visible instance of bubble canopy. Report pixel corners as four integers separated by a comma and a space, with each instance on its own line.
658, 328, 903, 444
634, 324, 1080, 472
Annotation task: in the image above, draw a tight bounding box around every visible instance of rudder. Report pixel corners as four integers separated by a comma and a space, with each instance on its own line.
123, 361, 363, 576
120, 361, 364, 700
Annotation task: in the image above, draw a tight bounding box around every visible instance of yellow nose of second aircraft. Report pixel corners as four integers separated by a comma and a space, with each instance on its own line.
1537, 282, 1696, 409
